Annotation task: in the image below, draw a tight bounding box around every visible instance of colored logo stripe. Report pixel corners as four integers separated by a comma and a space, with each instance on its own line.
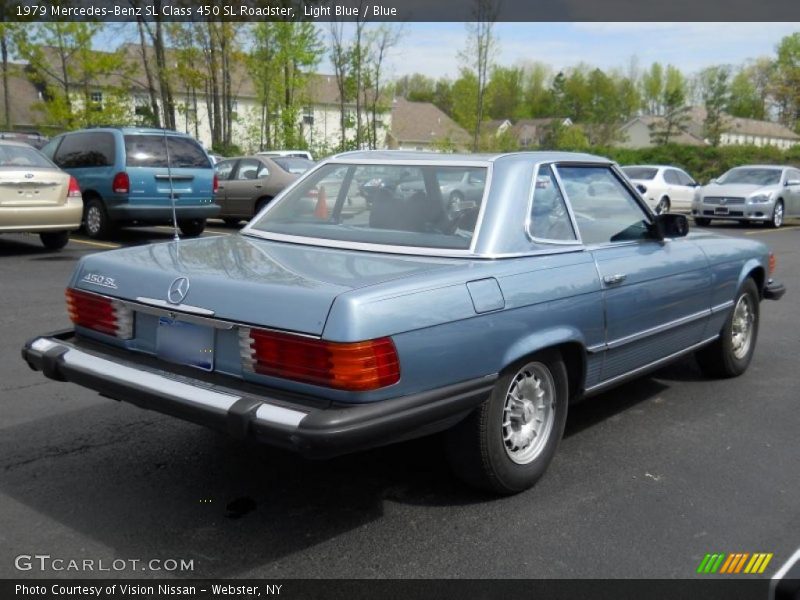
697, 553, 774, 574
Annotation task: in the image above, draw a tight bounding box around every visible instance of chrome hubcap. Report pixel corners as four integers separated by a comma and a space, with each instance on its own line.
731, 294, 754, 359
502, 362, 556, 465
86, 206, 101, 234
774, 204, 784, 227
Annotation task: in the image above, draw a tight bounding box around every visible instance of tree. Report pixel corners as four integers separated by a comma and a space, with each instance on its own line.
450, 69, 479, 134
0, 19, 23, 129
364, 24, 402, 149
772, 33, 800, 131
329, 20, 352, 151
650, 65, 690, 145
727, 66, 764, 119
17, 23, 132, 129
485, 66, 523, 119
458, 0, 500, 151
520, 61, 554, 118
698, 65, 731, 146
247, 23, 280, 150
641, 62, 664, 114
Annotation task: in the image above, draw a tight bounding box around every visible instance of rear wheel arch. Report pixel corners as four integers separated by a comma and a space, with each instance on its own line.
501, 338, 586, 402
254, 195, 274, 215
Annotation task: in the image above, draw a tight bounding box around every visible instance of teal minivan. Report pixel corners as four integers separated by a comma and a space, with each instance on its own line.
42, 128, 220, 239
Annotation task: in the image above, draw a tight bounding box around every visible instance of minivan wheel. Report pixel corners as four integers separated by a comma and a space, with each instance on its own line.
178, 219, 206, 237
445, 350, 568, 494
39, 231, 70, 250
83, 198, 112, 239
695, 278, 759, 378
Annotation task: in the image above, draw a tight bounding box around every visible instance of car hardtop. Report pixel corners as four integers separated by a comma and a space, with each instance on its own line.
328, 150, 612, 166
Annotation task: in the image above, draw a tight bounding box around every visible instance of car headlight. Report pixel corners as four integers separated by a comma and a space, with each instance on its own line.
749, 193, 772, 203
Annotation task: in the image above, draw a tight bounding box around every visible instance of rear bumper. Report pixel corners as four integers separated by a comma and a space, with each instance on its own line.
0, 199, 82, 231
21, 331, 495, 458
106, 203, 221, 222
764, 278, 786, 301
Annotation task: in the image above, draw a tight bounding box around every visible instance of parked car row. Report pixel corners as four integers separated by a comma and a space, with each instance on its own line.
0, 126, 316, 247
621, 162, 800, 228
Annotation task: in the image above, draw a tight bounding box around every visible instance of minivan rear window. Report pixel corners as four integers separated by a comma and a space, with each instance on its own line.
124, 135, 210, 169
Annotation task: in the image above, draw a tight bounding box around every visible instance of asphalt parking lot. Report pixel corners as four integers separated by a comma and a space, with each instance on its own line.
0, 220, 797, 579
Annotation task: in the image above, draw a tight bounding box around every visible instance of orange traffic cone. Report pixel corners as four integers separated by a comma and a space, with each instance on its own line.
314, 186, 328, 220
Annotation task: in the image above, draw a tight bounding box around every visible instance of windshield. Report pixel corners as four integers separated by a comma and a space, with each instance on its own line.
0, 143, 55, 168
247, 163, 489, 251
718, 168, 782, 186
622, 167, 657, 180
273, 157, 314, 174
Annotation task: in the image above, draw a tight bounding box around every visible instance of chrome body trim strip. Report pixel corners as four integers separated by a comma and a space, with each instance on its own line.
134, 297, 216, 317
605, 308, 710, 350
711, 300, 734, 314
584, 334, 719, 395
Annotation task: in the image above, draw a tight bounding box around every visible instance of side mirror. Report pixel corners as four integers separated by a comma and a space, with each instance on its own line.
653, 213, 689, 239
785, 179, 800, 187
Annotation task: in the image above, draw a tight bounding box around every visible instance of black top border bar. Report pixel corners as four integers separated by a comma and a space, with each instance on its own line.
4, 0, 800, 22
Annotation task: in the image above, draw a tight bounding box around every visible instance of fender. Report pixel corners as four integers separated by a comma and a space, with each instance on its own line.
736, 257, 766, 294
501, 324, 587, 371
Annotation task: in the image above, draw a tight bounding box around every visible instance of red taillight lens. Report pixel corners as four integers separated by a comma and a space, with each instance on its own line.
240, 327, 400, 391
65, 288, 133, 339
67, 176, 81, 198
213, 173, 219, 194
112, 172, 130, 194
769, 252, 776, 276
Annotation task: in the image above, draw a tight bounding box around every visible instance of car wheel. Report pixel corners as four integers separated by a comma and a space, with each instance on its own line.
695, 278, 759, 378
223, 218, 241, 227
445, 350, 568, 494
254, 196, 272, 216
694, 217, 711, 227
655, 196, 670, 214
770, 200, 784, 229
178, 219, 206, 237
39, 231, 70, 250
83, 198, 112, 239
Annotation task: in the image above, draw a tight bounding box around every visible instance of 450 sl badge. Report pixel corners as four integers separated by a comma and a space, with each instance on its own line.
81, 272, 118, 289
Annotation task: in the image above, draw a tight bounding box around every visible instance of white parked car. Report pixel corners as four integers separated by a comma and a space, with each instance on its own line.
621, 165, 698, 214
256, 150, 314, 161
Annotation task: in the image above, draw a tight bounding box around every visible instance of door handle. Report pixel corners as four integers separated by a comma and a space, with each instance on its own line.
254, 184, 263, 188
603, 274, 627, 285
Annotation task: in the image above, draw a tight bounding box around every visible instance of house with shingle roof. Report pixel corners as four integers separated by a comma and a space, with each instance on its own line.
386, 97, 470, 151
0, 65, 45, 132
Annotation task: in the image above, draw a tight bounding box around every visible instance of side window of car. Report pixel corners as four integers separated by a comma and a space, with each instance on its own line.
677, 170, 695, 186
663, 169, 681, 185
257, 163, 270, 179
556, 165, 652, 246
40, 138, 60, 160
235, 159, 260, 180
788, 169, 800, 185
54, 132, 115, 168
215, 160, 235, 180
528, 165, 577, 242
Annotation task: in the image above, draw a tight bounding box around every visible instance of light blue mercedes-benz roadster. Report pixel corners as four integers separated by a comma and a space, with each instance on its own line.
22, 151, 785, 494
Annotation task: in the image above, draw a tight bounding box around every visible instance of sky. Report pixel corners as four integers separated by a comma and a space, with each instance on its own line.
103, 22, 800, 80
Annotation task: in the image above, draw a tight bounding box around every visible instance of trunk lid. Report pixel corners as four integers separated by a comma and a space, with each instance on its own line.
0, 168, 68, 207
72, 234, 457, 335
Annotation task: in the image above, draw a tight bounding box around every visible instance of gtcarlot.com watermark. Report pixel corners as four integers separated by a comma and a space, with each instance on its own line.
14, 554, 194, 573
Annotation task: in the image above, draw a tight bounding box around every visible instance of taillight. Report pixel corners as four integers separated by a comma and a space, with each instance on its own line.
239, 327, 400, 391
65, 288, 133, 339
769, 252, 776, 276
112, 172, 130, 194
213, 173, 219, 194
67, 176, 81, 198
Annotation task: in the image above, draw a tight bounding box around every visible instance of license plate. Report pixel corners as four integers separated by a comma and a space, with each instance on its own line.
156, 317, 214, 371
714, 206, 729, 215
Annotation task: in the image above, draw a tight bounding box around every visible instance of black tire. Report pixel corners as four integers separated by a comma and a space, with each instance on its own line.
178, 219, 206, 237
655, 196, 670, 214
695, 278, 760, 378
223, 218, 241, 227
770, 200, 784, 229
39, 231, 70, 250
254, 196, 272, 216
83, 197, 113, 239
694, 217, 711, 227
445, 349, 569, 494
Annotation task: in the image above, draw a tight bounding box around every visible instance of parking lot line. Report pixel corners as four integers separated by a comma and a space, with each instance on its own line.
746, 226, 800, 235
69, 238, 122, 249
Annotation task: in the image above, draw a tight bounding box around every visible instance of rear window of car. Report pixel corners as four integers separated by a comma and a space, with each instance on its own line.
124, 135, 211, 169
248, 163, 488, 251
54, 132, 115, 168
0, 143, 54, 168
272, 157, 314, 174
621, 167, 657, 180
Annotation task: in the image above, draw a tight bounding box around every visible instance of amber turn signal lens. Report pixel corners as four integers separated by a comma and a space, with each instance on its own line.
768, 252, 776, 276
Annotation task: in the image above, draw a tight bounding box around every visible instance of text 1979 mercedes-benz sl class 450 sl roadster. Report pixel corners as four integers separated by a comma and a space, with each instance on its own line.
22, 151, 786, 494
